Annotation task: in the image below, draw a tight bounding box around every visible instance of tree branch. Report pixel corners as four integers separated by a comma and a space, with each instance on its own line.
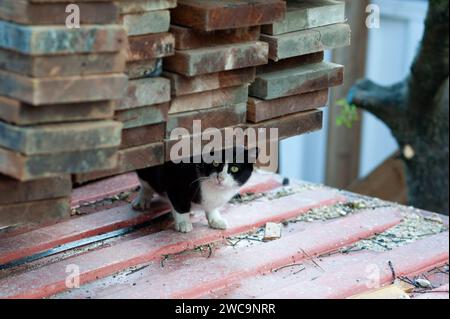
348, 79, 407, 130
408, 0, 449, 113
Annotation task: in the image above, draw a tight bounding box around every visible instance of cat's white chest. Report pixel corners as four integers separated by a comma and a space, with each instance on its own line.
197, 181, 239, 212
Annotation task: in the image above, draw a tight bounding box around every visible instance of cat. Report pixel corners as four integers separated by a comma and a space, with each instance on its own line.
133, 147, 258, 233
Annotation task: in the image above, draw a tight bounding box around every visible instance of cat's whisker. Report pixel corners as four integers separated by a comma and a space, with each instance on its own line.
189, 176, 210, 187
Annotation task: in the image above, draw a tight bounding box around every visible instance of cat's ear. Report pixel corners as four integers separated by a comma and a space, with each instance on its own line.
246, 147, 259, 163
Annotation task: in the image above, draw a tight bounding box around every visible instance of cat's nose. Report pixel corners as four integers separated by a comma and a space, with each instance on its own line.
217, 175, 225, 184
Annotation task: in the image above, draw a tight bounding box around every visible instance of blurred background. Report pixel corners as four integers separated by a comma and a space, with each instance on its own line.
279, 0, 428, 204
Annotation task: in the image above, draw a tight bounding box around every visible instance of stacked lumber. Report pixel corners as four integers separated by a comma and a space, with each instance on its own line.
0, 0, 128, 229
73, 0, 176, 184
164, 0, 286, 160
247, 0, 350, 138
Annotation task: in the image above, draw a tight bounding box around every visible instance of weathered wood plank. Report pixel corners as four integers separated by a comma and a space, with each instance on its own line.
0, 146, 119, 181
120, 123, 166, 150
0, 97, 115, 125
120, 10, 170, 36
247, 89, 328, 123
245, 109, 323, 140
261, 0, 346, 35
0, 174, 71, 205
0, 197, 71, 230
118, 0, 177, 14
260, 23, 351, 61
169, 85, 248, 114
170, 25, 260, 50
73, 142, 165, 184
126, 59, 162, 79
0, 49, 125, 77
249, 62, 343, 100
0, 0, 118, 25
165, 41, 268, 76
126, 32, 175, 61
164, 68, 255, 96
0, 69, 128, 105
171, 0, 286, 31
117, 77, 170, 111
256, 52, 324, 75
166, 103, 247, 137
0, 120, 122, 155
0, 21, 126, 55
114, 103, 169, 129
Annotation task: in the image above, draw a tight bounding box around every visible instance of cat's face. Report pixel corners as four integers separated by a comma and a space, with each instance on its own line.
196, 148, 258, 189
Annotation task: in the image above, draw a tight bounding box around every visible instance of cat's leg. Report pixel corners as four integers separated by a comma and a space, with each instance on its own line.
206, 209, 228, 230
132, 178, 154, 211
172, 210, 193, 233
167, 191, 194, 233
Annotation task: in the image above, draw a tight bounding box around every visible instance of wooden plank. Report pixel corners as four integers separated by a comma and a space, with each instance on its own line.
125, 58, 162, 79
170, 25, 260, 50
166, 103, 247, 137
260, 23, 351, 61
171, 0, 286, 31
0, 174, 71, 205
0, 49, 125, 77
164, 41, 268, 76
0, 197, 70, 230
256, 52, 324, 75
126, 32, 175, 61
0, 0, 118, 25
0, 20, 126, 55
246, 110, 323, 140
0, 146, 119, 181
73, 142, 165, 184
169, 85, 248, 114
247, 89, 328, 123
325, 0, 368, 189
249, 62, 343, 100
0, 69, 128, 105
120, 10, 170, 36
163, 68, 255, 96
261, 0, 346, 35
120, 123, 166, 149
118, 0, 177, 14
0, 120, 122, 155
117, 77, 170, 111
0, 97, 115, 125
114, 103, 169, 129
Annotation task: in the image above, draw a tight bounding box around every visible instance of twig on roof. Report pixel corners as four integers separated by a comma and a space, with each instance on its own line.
388, 261, 397, 284
126, 265, 149, 276
301, 248, 325, 272
272, 263, 305, 273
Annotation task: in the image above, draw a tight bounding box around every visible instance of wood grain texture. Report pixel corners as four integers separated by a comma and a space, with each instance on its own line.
171, 0, 286, 31
247, 89, 328, 123
165, 41, 268, 76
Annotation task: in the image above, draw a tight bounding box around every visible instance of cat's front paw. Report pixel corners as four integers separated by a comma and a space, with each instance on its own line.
175, 221, 194, 233
208, 215, 228, 230
132, 194, 152, 212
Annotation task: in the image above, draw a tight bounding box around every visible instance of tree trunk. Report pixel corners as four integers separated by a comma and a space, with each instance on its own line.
349, 1, 449, 215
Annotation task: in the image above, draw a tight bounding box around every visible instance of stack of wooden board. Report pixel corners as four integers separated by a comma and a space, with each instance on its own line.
247, 0, 350, 139
73, 0, 177, 184
0, 175, 72, 231
0, 0, 128, 229
163, 0, 286, 160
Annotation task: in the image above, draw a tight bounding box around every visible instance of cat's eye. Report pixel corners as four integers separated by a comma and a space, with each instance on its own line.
212, 161, 220, 167
230, 166, 239, 173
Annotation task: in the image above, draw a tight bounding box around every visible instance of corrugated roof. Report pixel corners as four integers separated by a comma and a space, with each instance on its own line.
0, 172, 448, 299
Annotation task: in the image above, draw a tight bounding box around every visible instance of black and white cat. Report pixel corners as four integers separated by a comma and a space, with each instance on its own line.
133, 148, 258, 233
